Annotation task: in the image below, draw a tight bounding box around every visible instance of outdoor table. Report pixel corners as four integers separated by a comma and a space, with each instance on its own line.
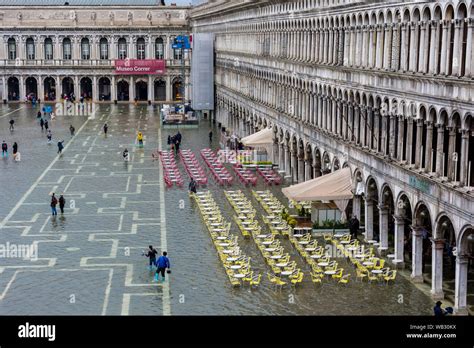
371, 270, 383, 274
271, 221, 282, 225
218, 243, 230, 247
270, 255, 283, 259
230, 265, 242, 270
226, 257, 238, 262
318, 262, 329, 267
340, 240, 351, 244
293, 234, 304, 238
276, 262, 288, 267
210, 223, 223, 227
333, 234, 346, 238
363, 261, 374, 267
262, 241, 273, 245
266, 215, 276, 219
207, 217, 219, 221
233, 274, 245, 279
305, 248, 316, 252
243, 227, 256, 231
223, 249, 236, 254
240, 210, 251, 214
310, 254, 322, 259
216, 236, 228, 240
298, 241, 310, 245
241, 221, 252, 225
274, 226, 287, 230
272, 210, 283, 213
387, 254, 395, 259
265, 248, 277, 252
256, 234, 270, 239
354, 254, 365, 259
324, 270, 337, 278
281, 271, 294, 276
211, 229, 226, 233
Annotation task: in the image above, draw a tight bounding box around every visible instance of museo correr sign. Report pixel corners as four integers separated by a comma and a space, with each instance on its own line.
115, 59, 166, 75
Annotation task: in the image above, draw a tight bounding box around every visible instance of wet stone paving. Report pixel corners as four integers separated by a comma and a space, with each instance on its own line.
0, 104, 435, 315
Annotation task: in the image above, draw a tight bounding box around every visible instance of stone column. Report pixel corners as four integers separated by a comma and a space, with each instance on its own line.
148, 76, 153, 102
406, 118, 414, 164
356, 25, 362, 67
373, 24, 381, 69
411, 227, 424, 283
361, 25, 368, 67
74, 75, 79, 98
373, 110, 380, 151
352, 195, 361, 220
425, 122, 434, 173
19, 75, 25, 101
400, 23, 408, 71
389, 114, 396, 158
431, 238, 445, 300
415, 119, 423, 168
418, 22, 427, 73
285, 145, 291, 177
129, 76, 134, 102
304, 159, 311, 181
440, 20, 449, 75
447, 127, 456, 181
460, 130, 469, 186
454, 255, 469, 315
338, 28, 344, 66
328, 28, 334, 64
393, 215, 405, 265
291, 150, 298, 182
354, 105, 360, 144
365, 198, 374, 241
379, 205, 389, 251
344, 27, 350, 66
383, 24, 392, 70
298, 154, 305, 183
397, 116, 404, 161
111, 75, 116, 101
1, 76, 6, 101
165, 75, 171, 101
342, 101, 348, 140
347, 102, 354, 142
409, 22, 419, 72
429, 21, 439, 74
360, 107, 366, 147
436, 124, 445, 177
366, 107, 373, 148
452, 19, 462, 76
391, 23, 400, 71
465, 19, 473, 78
38, 76, 44, 101
279, 143, 285, 173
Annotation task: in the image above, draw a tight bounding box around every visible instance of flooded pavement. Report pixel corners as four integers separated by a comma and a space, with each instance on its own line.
0, 104, 434, 315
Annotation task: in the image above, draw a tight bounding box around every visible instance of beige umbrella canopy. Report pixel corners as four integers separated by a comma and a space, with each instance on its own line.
241, 128, 273, 147
282, 167, 353, 202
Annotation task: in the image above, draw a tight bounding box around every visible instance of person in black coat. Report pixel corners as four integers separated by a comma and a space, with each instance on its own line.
349, 215, 360, 239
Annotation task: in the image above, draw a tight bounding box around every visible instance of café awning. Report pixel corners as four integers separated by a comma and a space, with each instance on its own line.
241, 128, 273, 147
282, 167, 353, 202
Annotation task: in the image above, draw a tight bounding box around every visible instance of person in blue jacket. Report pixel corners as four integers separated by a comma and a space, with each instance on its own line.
154, 251, 171, 282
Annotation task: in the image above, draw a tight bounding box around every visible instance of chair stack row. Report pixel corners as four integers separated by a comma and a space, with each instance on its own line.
200, 148, 234, 186
192, 191, 257, 287
179, 149, 208, 186
232, 164, 258, 186
252, 190, 291, 237
256, 167, 282, 185
158, 151, 183, 188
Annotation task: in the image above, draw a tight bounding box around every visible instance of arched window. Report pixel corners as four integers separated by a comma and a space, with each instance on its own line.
118, 38, 127, 59
100, 38, 109, 60
26, 38, 35, 60
136, 38, 146, 59
7, 38, 16, 60
155, 38, 164, 59
63, 38, 72, 60
81, 38, 90, 60
173, 37, 182, 60
44, 38, 53, 60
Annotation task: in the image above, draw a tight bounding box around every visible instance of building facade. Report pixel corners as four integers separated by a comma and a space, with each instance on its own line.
0, 3, 191, 103
191, 0, 474, 314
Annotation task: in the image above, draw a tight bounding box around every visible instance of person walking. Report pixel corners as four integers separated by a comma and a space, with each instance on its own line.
209, 129, 213, 143
175, 139, 180, 154
47, 130, 52, 144
176, 131, 182, 144
57, 140, 64, 154
167, 135, 171, 147
137, 132, 144, 148
44, 119, 49, 131
50, 193, 58, 216
40, 118, 45, 131
103, 123, 108, 136
154, 251, 171, 282
12, 142, 19, 161
145, 245, 158, 271
1, 141, 8, 158
9, 119, 14, 131
69, 125, 75, 136
189, 177, 197, 194
349, 215, 360, 239
37, 111, 42, 119
58, 195, 66, 214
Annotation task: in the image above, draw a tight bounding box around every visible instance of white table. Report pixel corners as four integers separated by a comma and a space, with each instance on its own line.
230, 265, 242, 270
305, 247, 316, 252
270, 255, 283, 259
363, 262, 374, 267
281, 271, 294, 276
222, 249, 236, 254
265, 248, 277, 252
371, 270, 383, 274
310, 254, 322, 259
293, 234, 304, 238
226, 257, 238, 262
262, 241, 273, 245
233, 274, 245, 279
276, 262, 288, 267
256, 234, 270, 239
318, 262, 329, 267
216, 236, 228, 240
340, 240, 351, 244
298, 241, 310, 245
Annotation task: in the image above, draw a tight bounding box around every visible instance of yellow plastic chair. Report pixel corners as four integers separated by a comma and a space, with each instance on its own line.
339, 274, 350, 285
290, 272, 304, 287
367, 272, 379, 283
384, 270, 397, 285
310, 271, 323, 284
356, 268, 367, 282
331, 268, 344, 280
249, 274, 262, 288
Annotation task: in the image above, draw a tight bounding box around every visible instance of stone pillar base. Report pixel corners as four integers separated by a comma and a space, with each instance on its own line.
430, 290, 444, 300
454, 307, 469, 316
411, 274, 424, 283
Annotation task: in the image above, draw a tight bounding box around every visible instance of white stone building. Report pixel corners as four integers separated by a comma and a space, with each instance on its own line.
191, 0, 474, 314
0, 1, 191, 103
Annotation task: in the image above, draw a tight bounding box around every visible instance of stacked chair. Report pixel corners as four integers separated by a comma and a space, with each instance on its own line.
192, 191, 258, 288
179, 149, 208, 186
200, 148, 234, 186
253, 190, 291, 237
256, 167, 282, 185
232, 164, 258, 186
158, 150, 183, 188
